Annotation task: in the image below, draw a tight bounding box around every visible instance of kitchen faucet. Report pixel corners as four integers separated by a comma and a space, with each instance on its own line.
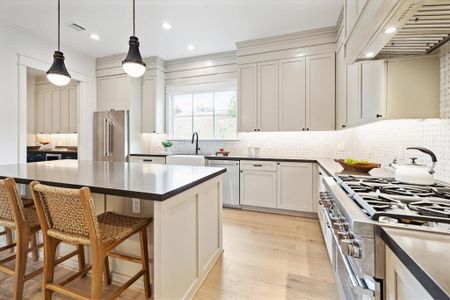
191, 131, 200, 155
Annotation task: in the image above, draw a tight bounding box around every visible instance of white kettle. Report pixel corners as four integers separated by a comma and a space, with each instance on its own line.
390, 147, 437, 185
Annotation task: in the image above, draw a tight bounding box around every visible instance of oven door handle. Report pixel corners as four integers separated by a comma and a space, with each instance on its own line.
340, 250, 375, 296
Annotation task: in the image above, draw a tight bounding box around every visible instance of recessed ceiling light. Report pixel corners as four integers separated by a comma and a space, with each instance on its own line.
162, 22, 172, 30
365, 52, 375, 58
90, 33, 100, 40
187, 44, 195, 51
385, 27, 397, 34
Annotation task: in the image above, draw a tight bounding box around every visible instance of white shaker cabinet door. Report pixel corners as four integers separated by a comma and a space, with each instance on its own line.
347, 63, 361, 127
68, 87, 78, 133
361, 60, 385, 124
277, 162, 313, 212
278, 57, 306, 131
336, 47, 347, 130
97, 77, 115, 111
240, 170, 277, 208
115, 75, 130, 111
257, 61, 278, 132
306, 53, 335, 131
44, 90, 53, 134
35, 91, 46, 134
52, 90, 61, 133
238, 64, 258, 132
60, 88, 70, 133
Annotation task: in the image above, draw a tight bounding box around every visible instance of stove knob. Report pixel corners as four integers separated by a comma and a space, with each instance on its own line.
348, 240, 362, 258
337, 231, 354, 240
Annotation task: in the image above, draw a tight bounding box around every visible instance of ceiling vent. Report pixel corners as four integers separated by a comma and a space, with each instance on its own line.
66, 22, 86, 32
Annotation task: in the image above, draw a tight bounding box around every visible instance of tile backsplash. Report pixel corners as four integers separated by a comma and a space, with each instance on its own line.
141, 118, 450, 183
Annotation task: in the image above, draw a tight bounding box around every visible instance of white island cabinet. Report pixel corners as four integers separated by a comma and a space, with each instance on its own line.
0, 160, 224, 300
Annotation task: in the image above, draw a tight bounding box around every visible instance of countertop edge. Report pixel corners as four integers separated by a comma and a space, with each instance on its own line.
380, 227, 450, 300
129, 153, 168, 157
1, 168, 226, 202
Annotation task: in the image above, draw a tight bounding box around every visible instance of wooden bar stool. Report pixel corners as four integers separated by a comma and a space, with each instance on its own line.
0, 177, 86, 300
30, 181, 153, 300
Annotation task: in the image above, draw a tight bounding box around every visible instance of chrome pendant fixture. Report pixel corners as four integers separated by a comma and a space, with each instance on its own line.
122, 0, 146, 77
47, 0, 71, 86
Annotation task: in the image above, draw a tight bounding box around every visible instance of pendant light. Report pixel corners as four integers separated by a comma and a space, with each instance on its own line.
47, 0, 71, 86
122, 0, 146, 77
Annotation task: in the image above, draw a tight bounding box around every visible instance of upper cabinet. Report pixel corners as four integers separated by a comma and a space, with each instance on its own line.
306, 53, 335, 131
279, 57, 306, 131
238, 55, 336, 132
343, 55, 439, 128
35, 79, 78, 134
97, 75, 131, 111
236, 28, 337, 132
142, 72, 165, 133
238, 64, 258, 132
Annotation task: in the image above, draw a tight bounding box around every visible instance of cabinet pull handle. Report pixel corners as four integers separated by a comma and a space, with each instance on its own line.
253, 164, 263, 167
376, 114, 383, 119
342, 125, 347, 128
143, 159, 153, 162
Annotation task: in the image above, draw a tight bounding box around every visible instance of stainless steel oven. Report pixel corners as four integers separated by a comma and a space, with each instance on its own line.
318, 169, 380, 300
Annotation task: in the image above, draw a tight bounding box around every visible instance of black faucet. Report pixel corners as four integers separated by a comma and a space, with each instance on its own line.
191, 131, 200, 155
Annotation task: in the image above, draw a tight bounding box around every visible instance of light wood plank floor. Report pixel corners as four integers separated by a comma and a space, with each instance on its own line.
0, 209, 338, 300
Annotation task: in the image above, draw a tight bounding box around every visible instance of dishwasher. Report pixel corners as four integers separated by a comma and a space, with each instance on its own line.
207, 159, 240, 208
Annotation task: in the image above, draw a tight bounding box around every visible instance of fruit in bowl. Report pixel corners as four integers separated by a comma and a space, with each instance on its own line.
335, 158, 381, 173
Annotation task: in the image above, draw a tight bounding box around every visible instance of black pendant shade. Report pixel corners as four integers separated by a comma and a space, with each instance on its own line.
123, 36, 146, 66
47, 0, 71, 86
47, 51, 71, 78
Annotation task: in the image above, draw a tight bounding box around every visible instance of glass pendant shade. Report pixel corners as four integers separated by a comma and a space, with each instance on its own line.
122, 36, 146, 77
47, 51, 71, 86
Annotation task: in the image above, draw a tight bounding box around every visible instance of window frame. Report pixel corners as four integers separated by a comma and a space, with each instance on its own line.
166, 82, 238, 141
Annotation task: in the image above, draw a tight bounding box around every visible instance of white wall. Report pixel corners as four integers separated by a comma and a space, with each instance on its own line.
0, 24, 97, 163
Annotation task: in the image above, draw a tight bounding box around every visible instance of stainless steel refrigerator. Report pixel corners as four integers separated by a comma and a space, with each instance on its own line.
94, 110, 129, 162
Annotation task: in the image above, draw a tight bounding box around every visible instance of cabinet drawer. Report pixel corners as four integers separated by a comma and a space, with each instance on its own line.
240, 160, 277, 171
130, 156, 166, 164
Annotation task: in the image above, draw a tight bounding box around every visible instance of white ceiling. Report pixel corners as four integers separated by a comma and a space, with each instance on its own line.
0, 0, 343, 60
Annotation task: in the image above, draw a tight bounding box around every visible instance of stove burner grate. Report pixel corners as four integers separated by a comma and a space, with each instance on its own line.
408, 200, 450, 218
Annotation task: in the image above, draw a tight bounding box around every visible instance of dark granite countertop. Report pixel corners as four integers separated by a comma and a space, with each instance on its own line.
130, 153, 395, 178
0, 160, 225, 201
27, 148, 78, 154
381, 227, 450, 300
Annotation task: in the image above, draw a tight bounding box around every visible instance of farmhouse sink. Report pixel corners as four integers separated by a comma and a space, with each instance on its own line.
166, 155, 206, 166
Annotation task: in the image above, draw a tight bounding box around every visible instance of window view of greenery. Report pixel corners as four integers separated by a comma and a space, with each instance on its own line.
171, 90, 237, 139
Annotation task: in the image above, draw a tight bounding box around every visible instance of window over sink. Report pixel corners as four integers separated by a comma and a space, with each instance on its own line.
168, 83, 237, 140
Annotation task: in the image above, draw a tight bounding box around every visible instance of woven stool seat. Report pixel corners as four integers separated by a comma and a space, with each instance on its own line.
47, 211, 151, 245
0, 205, 40, 230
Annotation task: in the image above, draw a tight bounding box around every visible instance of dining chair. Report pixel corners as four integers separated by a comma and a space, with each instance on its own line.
30, 181, 153, 300
0, 177, 86, 300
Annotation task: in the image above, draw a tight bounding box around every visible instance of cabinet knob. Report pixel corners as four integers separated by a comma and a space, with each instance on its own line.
306, 128, 310, 131
302, 128, 305, 131
376, 114, 383, 119
342, 125, 347, 128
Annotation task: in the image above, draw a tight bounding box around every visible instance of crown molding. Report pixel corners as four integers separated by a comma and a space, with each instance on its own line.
236, 26, 337, 57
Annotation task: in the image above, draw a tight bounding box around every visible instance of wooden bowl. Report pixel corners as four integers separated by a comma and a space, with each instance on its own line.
334, 159, 381, 173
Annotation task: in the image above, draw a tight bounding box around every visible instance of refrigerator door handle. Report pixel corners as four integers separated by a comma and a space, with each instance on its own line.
108, 119, 113, 156
103, 118, 109, 157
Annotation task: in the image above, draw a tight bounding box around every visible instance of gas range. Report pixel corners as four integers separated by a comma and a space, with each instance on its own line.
335, 175, 450, 227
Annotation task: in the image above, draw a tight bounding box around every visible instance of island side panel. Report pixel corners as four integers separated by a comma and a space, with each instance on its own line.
153, 175, 223, 300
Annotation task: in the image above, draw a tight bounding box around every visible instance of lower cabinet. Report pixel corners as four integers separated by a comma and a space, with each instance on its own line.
385, 247, 433, 300
240, 161, 277, 208
240, 160, 313, 212
277, 162, 313, 211
129, 155, 166, 164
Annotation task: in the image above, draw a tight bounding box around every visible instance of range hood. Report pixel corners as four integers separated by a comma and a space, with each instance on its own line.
378, 2, 450, 58
358, 0, 450, 60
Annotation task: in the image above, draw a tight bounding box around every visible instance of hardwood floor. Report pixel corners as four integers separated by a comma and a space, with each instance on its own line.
0, 208, 338, 300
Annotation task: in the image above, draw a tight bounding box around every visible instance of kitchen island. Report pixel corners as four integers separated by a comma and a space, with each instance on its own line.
0, 160, 226, 299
